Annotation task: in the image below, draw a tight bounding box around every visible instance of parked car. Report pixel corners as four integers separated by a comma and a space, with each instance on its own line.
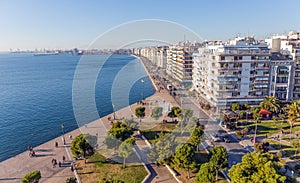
213, 136, 224, 142
224, 137, 231, 143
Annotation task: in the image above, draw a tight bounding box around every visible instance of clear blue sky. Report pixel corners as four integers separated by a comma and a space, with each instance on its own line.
0, 0, 299, 51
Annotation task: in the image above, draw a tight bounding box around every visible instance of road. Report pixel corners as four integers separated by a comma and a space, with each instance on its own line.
140, 56, 249, 171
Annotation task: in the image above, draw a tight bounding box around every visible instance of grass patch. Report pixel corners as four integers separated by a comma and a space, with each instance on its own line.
245, 121, 300, 137
142, 123, 176, 143
77, 151, 148, 183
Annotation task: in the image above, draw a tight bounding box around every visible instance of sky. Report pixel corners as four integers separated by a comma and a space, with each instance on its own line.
0, 0, 299, 51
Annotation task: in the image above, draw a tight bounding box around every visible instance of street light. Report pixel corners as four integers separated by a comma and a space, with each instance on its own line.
112, 104, 116, 120
141, 79, 144, 100
61, 123, 65, 145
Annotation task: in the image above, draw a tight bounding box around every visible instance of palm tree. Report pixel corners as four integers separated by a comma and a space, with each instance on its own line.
287, 100, 300, 139
260, 96, 281, 114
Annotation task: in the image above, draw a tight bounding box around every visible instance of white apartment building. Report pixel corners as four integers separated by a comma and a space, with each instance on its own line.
133, 46, 168, 69
166, 46, 194, 86
193, 36, 295, 111
266, 31, 300, 99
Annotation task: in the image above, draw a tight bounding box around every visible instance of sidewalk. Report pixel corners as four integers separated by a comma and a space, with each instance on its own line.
0, 129, 81, 183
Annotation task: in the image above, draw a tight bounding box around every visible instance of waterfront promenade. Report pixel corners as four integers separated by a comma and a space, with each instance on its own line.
0, 57, 179, 182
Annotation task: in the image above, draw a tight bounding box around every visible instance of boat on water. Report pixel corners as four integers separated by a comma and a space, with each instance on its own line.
33, 52, 59, 56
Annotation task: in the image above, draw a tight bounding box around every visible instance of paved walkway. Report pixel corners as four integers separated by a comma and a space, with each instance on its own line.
0, 129, 81, 183
0, 62, 178, 182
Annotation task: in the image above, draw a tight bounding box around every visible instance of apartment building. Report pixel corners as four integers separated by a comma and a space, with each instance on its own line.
133, 46, 168, 69
166, 46, 194, 86
193, 36, 295, 111
266, 31, 300, 99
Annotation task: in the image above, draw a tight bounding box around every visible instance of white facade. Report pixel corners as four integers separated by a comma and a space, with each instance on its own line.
193, 37, 295, 110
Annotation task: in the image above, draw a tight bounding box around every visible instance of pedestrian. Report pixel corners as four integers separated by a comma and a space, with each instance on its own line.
69, 135, 72, 140
58, 161, 61, 167
55, 141, 58, 148
70, 165, 74, 172
62, 155, 66, 162
52, 158, 56, 168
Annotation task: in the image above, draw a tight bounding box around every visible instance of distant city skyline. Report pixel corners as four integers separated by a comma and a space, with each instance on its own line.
0, 0, 299, 51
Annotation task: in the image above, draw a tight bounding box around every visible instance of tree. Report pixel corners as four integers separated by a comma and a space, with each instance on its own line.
71, 134, 94, 158
209, 146, 228, 181
99, 179, 124, 183
135, 107, 145, 121
228, 152, 286, 183
104, 134, 121, 150
122, 118, 138, 130
108, 121, 134, 141
231, 103, 241, 111
118, 137, 135, 168
254, 142, 269, 153
252, 106, 261, 143
173, 143, 195, 179
292, 138, 300, 156
189, 127, 204, 152
238, 110, 245, 120
66, 177, 77, 183
148, 134, 176, 165
259, 96, 281, 114
21, 170, 41, 183
195, 162, 216, 183
151, 107, 163, 120
287, 100, 300, 139
242, 103, 251, 110
168, 106, 181, 121
222, 114, 230, 124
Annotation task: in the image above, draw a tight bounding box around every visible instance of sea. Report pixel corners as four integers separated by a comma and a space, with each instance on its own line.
0, 53, 155, 162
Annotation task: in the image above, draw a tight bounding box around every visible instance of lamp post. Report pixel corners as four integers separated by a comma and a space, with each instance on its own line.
141, 79, 144, 100
112, 104, 116, 121
61, 123, 65, 145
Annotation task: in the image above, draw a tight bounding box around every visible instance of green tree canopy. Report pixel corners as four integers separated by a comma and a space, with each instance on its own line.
209, 146, 228, 170
189, 127, 204, 152
228, 152, 286, 183
173, 143, 195, 179
148, 134, 176, 165
209, 146, 228, 180
66, 177, 76, 183
195, 162, 216, 183
231, 103, 241, 111
151, 107, 163, 120
108, 121, 134, 141
259, 96, 281, 114
118, 137, 135, 168
104, 134, 121, 149
168, 106, 181, 120
287, 100, 300, 138
21, 170, 41, 183
71, 134, 94, 158
122, 118, 138, 130
99, 179, 124, 183
135, 106, 146, 119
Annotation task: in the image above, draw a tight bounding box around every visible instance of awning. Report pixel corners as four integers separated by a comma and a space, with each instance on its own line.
259, 109, 272, 115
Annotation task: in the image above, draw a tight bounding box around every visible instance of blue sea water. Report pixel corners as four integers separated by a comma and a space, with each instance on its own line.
0, 53, 155, 162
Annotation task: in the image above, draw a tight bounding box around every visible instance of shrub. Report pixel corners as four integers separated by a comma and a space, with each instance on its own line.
235, 130, 243, 139
21, 170, 41, 183
66, 177, 77, 183
276, 151, 283, 158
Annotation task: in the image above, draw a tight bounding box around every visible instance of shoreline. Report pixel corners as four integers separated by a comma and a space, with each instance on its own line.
0, 55, 162, 181
0, 54, 155, 163
132, 54, 158, 91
